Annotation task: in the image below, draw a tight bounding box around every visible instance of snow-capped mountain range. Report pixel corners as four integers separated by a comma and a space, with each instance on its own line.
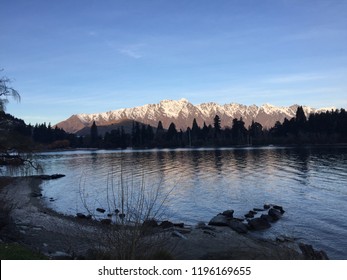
55, 98, 334, 134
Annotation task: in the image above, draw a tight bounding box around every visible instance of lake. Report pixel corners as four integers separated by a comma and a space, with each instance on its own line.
34, 146, 347, 259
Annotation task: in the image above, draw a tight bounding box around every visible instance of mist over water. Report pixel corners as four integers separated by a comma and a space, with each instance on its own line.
35, 146, 347, 259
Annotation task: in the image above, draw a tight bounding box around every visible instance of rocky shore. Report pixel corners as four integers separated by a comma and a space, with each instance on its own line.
0, 176, 327, 260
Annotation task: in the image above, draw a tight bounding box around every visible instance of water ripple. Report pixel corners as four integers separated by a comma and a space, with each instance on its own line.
33, 146, 347, 259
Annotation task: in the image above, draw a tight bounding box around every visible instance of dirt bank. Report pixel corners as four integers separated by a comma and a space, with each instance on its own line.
0, 177, 305, 259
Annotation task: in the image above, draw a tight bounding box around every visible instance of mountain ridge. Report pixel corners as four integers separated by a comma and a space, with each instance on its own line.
55, 99, 334, 134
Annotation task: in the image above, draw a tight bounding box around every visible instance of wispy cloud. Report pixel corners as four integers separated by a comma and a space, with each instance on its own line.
119, 48, 142, 59
88, 31, 97, 36
263, 73, 327, 84
282, 27, 343, 42
118, 43, 145, 59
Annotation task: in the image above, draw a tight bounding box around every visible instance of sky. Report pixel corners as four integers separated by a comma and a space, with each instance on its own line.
1, 0, 347, 125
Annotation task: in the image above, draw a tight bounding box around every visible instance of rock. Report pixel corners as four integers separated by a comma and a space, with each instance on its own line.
229, 220, 248, 234
208, 214, 230, 226
253, 208, 265, 212
31, 192, 42, 197
50, 251, 73, 260
222, 210, 234, 218
203, 230, 216, 237
76, 213, 87, 219
244, 212, 254, 219
173, 223, 184, 228
260, 214, 274, 223
273, 205, 285, 214
248, 217, 271, 230
107, 213, 112, 217
276, 235, 296, 243
268, 208, 282, 221
249, 210, 257, 215
143, 219, 158, 228
174, 227, 192, 234
172, 230, 188, 239
50, 174, 65, 179
264, 204, 271, 209
299, 243, 329, 260
196, 222, 216, 231
96, 208, 106, 213
39, 175, 52, 180
233, 217, 245, 222
38, 174, 65, 180
196, 221, 206, 229
100, 219, 112, 225
160, 220, 174, 229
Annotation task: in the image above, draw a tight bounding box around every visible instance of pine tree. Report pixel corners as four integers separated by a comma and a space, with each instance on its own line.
90, 121, 98, 147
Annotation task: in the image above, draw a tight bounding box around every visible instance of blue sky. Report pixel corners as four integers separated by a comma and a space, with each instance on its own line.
1, 0, 346, 125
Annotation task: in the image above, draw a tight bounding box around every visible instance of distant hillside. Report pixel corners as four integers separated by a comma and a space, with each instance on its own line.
75, 119, 157, 137
55, 99, 334, 134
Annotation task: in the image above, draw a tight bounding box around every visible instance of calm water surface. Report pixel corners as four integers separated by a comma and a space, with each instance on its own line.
34, 146, 347, 259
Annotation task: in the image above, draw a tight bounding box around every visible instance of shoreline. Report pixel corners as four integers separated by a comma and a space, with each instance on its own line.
0, 176, 325, 260
34, 143, 347, 154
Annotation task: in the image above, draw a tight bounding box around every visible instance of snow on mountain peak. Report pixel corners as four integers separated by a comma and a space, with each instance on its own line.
57, 99, 335, 133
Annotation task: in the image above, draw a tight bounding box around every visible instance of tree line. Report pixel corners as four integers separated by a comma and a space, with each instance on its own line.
1, 107, 347, 153
86, 106, 347, 148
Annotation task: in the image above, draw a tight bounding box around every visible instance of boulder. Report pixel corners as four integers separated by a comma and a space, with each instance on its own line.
273, 205, 285, 214
229, 220, 248, 234
51, 174, 65, 179
196, 222, 216, 231
96, 208, 106, 213
260, 214, 274, 223
76, 213, 87, 219
196, 221, 206, 229
31, 192, 42, 198
253, 208, 265, 212
233, 217, 245, 222
39, 175, 52, 180
299, 243, 329, 260
143, 219, 159, 228
264, 204, 271, 209
244, 212, 254, 219
160, 220, 174, 229
100, 219, 112, 225
172, 230, 188, 239
248, 217, 271, 230
222, 210, 234, 218
268, 208, 282, 221
203, 230, 216, 237
173, 223, 184, 228
208, 214, 230, 226
174, 227, 192, 234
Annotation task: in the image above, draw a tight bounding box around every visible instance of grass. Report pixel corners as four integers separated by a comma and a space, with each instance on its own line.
0, 243, 47, 260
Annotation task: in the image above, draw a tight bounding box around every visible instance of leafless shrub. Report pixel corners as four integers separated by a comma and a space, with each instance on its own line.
77, 165, 176, 259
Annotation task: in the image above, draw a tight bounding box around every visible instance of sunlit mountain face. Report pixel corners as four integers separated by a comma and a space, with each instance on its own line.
55, 99, 334, 134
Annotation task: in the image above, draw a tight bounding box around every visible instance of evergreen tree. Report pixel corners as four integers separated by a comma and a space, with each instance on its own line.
201, 122, 209, 141
90, 121, 98, 147
154, 120, 165, 147
231, 118, 247, 145
249, 121, 263, 144
295, 106, 307, 123
213, 115, 221, 133
191, 118, 201, 145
